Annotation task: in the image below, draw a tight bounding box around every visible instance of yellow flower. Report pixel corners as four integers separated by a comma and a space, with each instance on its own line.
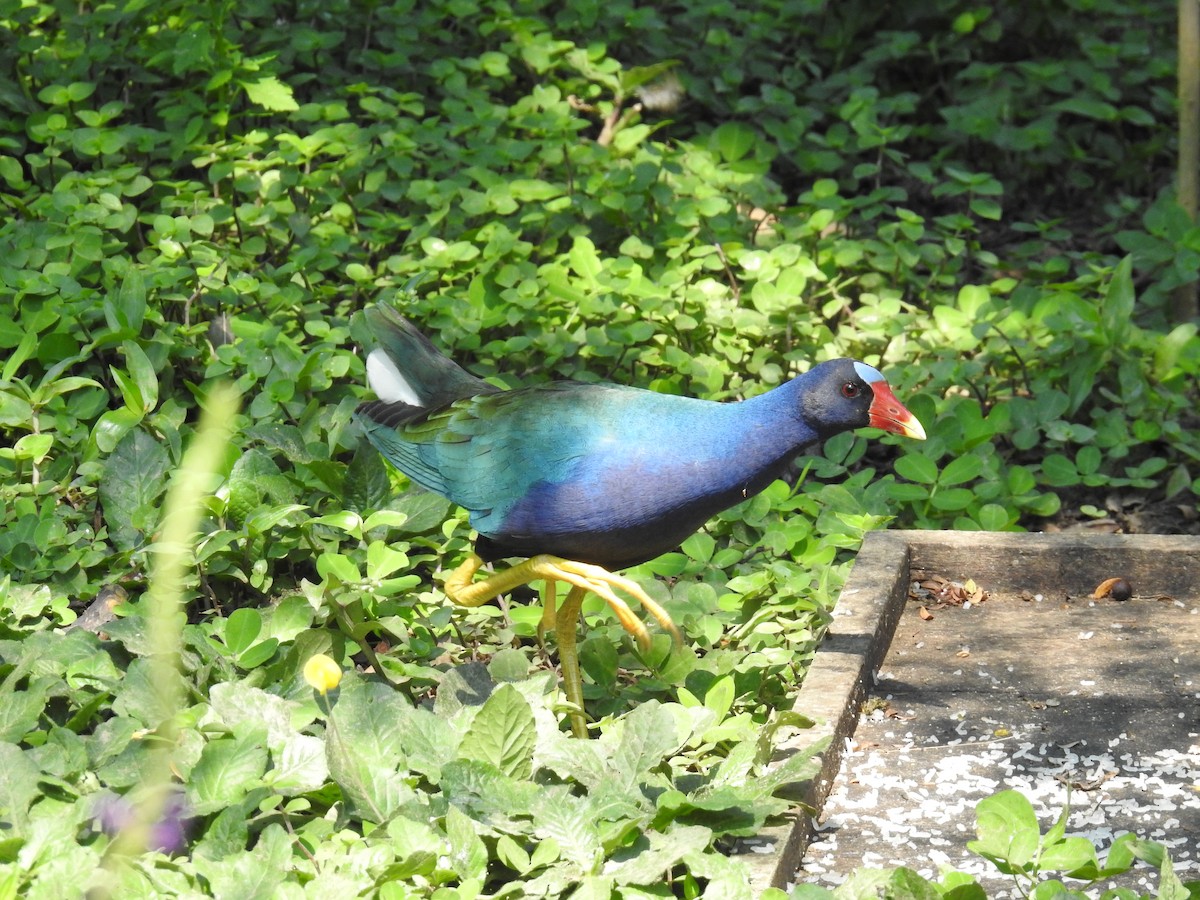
303, 653, 342, 695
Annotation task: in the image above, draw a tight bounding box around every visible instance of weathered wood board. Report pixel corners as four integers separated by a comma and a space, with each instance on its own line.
732, 530, 1200, 895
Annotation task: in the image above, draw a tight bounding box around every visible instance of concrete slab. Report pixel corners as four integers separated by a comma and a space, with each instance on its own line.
734, 531, 1200, 896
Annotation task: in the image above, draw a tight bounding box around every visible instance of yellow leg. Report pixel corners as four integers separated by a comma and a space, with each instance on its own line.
440, 552, 682, 736
443, 553, 681, 650
536, 579, 558, 649
556, 586, 588, 738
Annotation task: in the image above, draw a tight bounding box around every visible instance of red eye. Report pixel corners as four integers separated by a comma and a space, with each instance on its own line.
841, 382, 861, 399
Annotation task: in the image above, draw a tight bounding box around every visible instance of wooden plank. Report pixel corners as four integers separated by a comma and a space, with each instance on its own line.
739, 529, 1200, 896
737, 530, 911, 892
904, 530, 1200, 599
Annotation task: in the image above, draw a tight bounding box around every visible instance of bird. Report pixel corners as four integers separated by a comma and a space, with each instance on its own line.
354, 304, 925, 736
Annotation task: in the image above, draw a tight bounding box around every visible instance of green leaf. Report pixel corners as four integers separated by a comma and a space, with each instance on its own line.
105, 269, 146, 334
970, 197, 1002, 220
382, 815, 442, 879
444, 803, 488, 882
92, 406, 143, 454
345, 441, 392, 512
187, 727, 270, 815
967, 789, 1040, 872
242, 76, 299, 111
0, 389, 33, 428
1039, 835, 1100, 874
224, 608, 263, 655
487, 647, 531, 683
459, 683, 536, 780
267, 734, 328, 795
703, 675, 735, 721
894, 454, 939, 485
1153, 322, 1199, 379
1, 331, 36, 382
365, 540, 409, 579
568, 235, 602, 287
193, 823, 291, 900
0, 743, 43, 834
120, 340, 158, 413
1040, 454, 1080, 488
612, 702, 684, 787
532, 790, 603, 873
611, 824, 714, 886
327, 677, 415, 823
0, 681, 46, 743
98, 428, 170, 551
317, 551, 360, 585
938, 453, 983, 486
1100, 256, 1135, 345
976, 503, 1010, 531
713, 121, 757, 163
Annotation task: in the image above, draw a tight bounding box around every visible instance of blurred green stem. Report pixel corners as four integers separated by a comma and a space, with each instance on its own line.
96, 383, 239, 889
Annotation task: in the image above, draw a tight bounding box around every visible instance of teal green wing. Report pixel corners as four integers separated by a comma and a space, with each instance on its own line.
354, 386, 589, 521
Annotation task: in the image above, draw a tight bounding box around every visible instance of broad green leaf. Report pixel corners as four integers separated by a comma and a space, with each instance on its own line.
444, 803, 488, 882
186, 727, 270, 815
327, 677, 414, 823
0, 681, 46, 742
111, 657, 187, 729
120, 340, 158, 413
938, 453, 983, 486
459, 683, 535, 780
91, 406, 143, 455
109, 364, 143, 416
6, 433, 52, 463
970, 197, 1002, 220
976, 503, 1010, 531
1039, 835, 1100, 875
618, 59, 679, 95
1040, 453, 1080, 488
1052, 96, 1119, 120
106, 269, 146, 334
0, 156, 26, 188
366, 540, 409, 579
967, 789, 1040, 871
703, 675, 735, 721
98, 428, 170, 551
236, 638, 278, 668
266, 734, 328, 795
611, 701, 684, 788
611, 824, 714, 886
316, 551, 360, 585
193, 823, 290, 900
487, 647, 531, 683
242, 76, 299, 111
435, 662, 496, 717
568, 235, 602, 287
1, 331, 37, 383
712, 121, 756, 163
0, 389, 32, 428
1100, 256, 1135, 345
383, 815, 442, 879
207, 682, 302, 753
224, 607, 262, 655
532, 790, 603, 873
894, 453, 939, 485
1153, 321, 1199, 379
242, 503, 307, 536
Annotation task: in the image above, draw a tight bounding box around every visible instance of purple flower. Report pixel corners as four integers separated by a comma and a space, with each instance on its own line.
91, 789, 191, 855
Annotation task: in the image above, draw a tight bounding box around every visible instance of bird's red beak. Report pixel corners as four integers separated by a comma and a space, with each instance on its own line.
868, 381, 926, 440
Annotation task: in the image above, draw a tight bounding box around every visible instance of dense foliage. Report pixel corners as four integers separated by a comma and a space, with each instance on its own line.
1, 0, 1197, 896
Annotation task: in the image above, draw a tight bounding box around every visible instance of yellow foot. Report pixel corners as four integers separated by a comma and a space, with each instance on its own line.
442, 553, 680, 651
441, 552, 682, 737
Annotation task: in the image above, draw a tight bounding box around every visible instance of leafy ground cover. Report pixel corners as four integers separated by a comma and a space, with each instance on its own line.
2, 0, 1199, 896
